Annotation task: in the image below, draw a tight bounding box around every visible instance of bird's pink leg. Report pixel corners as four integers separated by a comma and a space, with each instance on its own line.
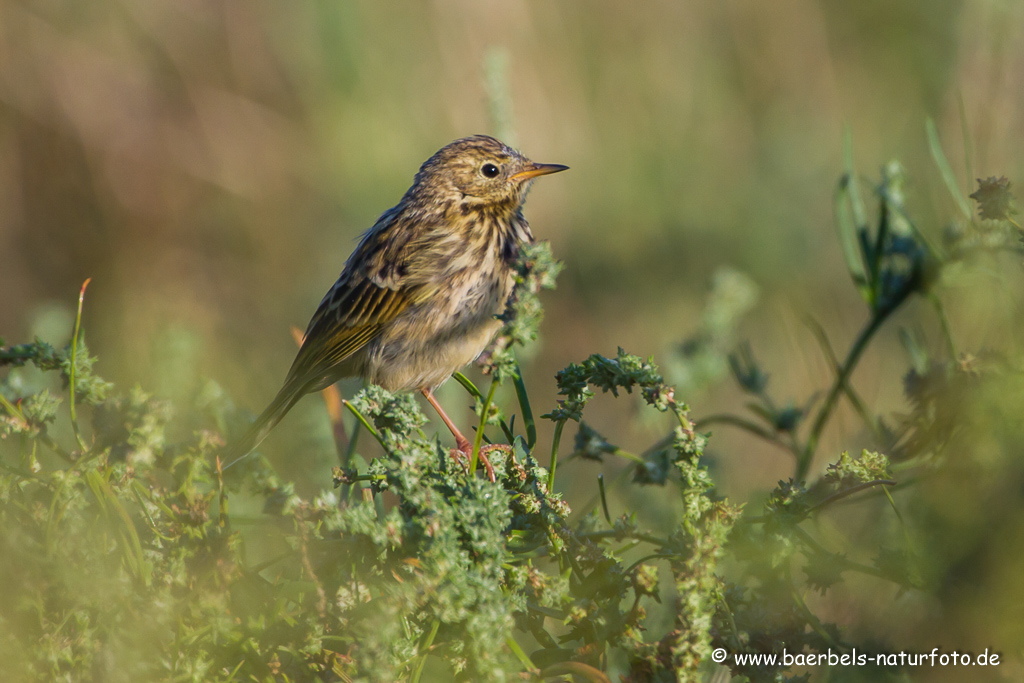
420, 389, 496, 482
421, 389, 471, 453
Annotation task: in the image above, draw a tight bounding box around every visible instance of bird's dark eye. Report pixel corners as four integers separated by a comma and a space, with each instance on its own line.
481, 163, 500, 178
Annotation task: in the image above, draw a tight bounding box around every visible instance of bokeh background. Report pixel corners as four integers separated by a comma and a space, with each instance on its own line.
2, 1, 1024, 680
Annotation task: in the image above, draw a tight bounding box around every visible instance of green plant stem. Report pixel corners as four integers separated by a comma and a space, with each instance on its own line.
926, 117, 973, 221
68, 279, 92, 453
0, 459, 41, 480
579, 529, 669, 547
342, 400, 386, 451
245, 552, 296, 574
805, 479, 897, 515
505, 635, 537, 673
338, 418, 361, 504
0, 346, 37, 365
788, 577, 846, 652
129, 485, 175, 542
454, 372, 515, 443
563, 444, 644, 468
716, 591, 743, 651
597, 474, 612, 524
0, 392, 22, 421
957, 95, 974, 198
453, 371, 483, 399
547, 419, 565, 491
869, 204, 890, 307
411, 620, 440, 683
344, 473, 387, 484
511, 359, 537, 448
539, 662, 612, 683
224, 660, 245, 682
929, 293, 957, 360
804, 316, 884, 441
623, 553, 674, 575
131, 480, 180, 521
610, 447, 646, 465
799, 305, 895, 480
217, 461, 229, 529
527, 600, 567, 620
527, 620, 560, 649
570, 430, 676, 524
790, 525, 900, 584
340, 414, 360, 469
470, 378, 498, 475
571, 461, 634, 525
881, 484, 917, 567
696, 414, 794, 455
39, 430, 74, 463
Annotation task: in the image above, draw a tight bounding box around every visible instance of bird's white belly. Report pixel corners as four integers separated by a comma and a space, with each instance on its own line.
363, 267, 510, 392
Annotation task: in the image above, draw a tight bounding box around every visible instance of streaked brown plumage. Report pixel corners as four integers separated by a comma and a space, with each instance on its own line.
226, 135, 567, 468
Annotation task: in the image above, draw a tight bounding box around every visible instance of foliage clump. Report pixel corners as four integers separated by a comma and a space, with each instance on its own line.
3, 145, 1024, 682
0, 243, 734, 682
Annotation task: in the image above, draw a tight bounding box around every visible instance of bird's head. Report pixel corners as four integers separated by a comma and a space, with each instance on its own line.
411, 135, 567, 211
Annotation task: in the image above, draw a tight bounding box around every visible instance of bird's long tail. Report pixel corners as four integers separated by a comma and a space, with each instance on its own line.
222, 381, 308, 469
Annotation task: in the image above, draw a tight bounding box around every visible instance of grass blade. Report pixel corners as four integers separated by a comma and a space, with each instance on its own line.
597, 473, 612, 524
470, 378, 498, 475
69, 278, 92, 452
547, 420, 566, 492
958, 93, 974, 193
926, 117, 972, 220
505, 635, 536, 673
837, 130, 870, 300
842, 127, 870, 232
86, 469, 151, 585
540, 662, 611, 683
453, 371, 483, 399
511, 358, 537, 448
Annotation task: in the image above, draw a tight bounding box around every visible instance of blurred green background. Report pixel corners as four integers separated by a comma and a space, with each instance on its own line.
2, 1, 1024, 680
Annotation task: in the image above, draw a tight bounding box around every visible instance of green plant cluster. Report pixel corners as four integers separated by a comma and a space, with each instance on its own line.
0, 234, 735, 683
2, 138, 1024, 682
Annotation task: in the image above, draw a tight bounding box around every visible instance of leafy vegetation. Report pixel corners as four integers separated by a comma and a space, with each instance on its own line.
2, 138, 1023, 682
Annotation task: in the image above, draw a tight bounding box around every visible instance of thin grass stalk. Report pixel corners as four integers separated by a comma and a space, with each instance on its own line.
547, 419, 565, 492
470, 377, 499, 475
69, 278, 91, 452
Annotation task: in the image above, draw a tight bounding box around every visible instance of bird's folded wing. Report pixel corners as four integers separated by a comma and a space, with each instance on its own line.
285, 277, 412, 386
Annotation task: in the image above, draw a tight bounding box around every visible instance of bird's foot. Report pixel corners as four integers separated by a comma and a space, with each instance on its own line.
478, 444, 513, 484
450, 437, 498, 483
447, 438, 473, 477
448, 443, 468, 471
454, 435, 473, 457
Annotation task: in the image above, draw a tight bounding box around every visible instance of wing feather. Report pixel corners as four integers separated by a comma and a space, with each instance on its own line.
224, 200, 450, 465
286, 277, 411, 387
281, 201, 451, 390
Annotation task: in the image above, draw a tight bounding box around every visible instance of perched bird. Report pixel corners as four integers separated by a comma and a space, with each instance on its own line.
225, 135, 567, 476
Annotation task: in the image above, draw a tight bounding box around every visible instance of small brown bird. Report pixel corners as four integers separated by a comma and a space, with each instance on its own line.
226, 135, 567, 474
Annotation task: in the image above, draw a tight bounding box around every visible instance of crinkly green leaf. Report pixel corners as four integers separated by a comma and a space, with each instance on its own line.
824, 450, 892, 487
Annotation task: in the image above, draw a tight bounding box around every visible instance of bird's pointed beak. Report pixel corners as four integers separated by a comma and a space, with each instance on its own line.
510, 162, 569, 182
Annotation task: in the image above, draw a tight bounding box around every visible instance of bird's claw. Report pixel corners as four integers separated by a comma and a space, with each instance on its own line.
448, 439, 500, 483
